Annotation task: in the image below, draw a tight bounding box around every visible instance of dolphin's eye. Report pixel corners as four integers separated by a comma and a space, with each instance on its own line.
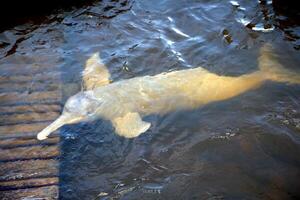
86, 109, 94, 116
64, 106, 70, 113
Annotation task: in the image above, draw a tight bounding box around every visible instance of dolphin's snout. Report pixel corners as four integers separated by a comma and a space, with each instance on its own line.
37, 115, 67, 140
37, 131, 50, 140
37, 113, 84, 140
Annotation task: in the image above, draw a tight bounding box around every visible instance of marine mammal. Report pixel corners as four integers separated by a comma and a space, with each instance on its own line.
37, 44, 300, 140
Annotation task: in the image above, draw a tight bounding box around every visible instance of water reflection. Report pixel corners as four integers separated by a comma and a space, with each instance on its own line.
1, 0, 300, 199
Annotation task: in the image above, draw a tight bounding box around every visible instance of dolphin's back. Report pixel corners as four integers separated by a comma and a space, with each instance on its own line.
97, 67, 218, 116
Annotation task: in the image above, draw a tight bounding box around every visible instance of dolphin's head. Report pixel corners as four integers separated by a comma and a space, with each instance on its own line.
37, 91, 102, 140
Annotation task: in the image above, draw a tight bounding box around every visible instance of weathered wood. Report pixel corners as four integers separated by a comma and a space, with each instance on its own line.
0, 29, 62, 199
0, 122, 51, 136
0, 159, 58, 181
0, 104, 61, 115
0, 145, 59, 162
0, 177, 58, 190
0, 137, 59, 149
0, 112, 60, 126
0, 91, 62, 106
0, 185, 58, 200
0, 81, 62, 93
0, 131, 59, 140
0, 64, 60, 76
0, 72, 61, 84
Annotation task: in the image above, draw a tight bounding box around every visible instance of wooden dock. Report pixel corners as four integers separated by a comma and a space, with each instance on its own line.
0, 64, 62, 199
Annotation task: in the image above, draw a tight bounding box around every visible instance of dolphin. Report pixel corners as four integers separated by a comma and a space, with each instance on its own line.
37, 44, 300, 140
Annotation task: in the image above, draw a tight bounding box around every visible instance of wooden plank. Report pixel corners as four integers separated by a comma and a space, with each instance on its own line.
0, 185, 58, 200
0, 63, 60, 76
0, 91, 62, 106
0, 137, 59, 149
0, 45, 61, 199
0, 177, 58, 190
0, 112, 59, 126
0, 159, 58, 181
0, 131, 59, 140
0, 104, 61, 115
0, 145, 59, 162
0, 72, 61, 84
0, 122, 50, 135
0, 81, 62, 93
0, 42, 62, 199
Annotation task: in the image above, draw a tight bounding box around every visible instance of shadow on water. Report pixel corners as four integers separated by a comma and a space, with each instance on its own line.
59, 84, 300, 200
1, 0, 300, 199
56, 0, 300, 198
0, 0, 98, 32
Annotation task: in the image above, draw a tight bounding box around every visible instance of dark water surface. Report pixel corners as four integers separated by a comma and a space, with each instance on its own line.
1, 0, 300, 199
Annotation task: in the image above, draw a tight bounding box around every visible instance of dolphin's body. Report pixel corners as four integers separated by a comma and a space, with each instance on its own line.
37, 44, 300, 140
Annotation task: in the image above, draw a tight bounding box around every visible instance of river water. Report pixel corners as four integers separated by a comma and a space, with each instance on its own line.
1, 0, 300, 199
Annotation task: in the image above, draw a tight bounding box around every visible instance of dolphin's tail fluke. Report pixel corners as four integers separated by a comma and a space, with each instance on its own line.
259, 44, 300, 84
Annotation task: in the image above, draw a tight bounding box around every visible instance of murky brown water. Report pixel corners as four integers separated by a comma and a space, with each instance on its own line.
1, 0, 300, 199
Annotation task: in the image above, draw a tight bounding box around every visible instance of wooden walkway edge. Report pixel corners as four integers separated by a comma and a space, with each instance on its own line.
0, 65, 62, 199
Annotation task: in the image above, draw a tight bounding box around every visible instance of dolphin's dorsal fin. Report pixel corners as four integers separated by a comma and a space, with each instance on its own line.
112, 112, 151, 138
82, 52, 111, 90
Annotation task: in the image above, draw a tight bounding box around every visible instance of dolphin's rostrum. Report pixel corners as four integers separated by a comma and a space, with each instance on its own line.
37, 44, 300, 140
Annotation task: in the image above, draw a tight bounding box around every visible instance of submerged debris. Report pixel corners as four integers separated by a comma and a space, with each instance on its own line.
97, 192, 109, 197
229, 1, 240, 7
142, 183, 163, 194
265, 104, 300, 130
211, 133, 236, 140
222, 29, 233, 44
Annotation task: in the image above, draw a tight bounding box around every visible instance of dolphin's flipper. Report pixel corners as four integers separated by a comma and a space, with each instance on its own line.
82, 52, 111, 90
112, 112, 151, 138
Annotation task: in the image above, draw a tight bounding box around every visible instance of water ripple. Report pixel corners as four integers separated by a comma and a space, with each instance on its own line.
1, 0, 300, 199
